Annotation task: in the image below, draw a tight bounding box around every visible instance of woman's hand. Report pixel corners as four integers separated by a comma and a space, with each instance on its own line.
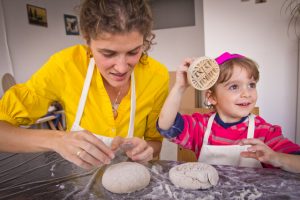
111, 136, 154, 163
55, 130, 115, 169
239, 138, 277, 165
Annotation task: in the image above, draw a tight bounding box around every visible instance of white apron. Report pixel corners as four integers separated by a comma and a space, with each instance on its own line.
70, 58, 136, 147
198, 114, 262, 168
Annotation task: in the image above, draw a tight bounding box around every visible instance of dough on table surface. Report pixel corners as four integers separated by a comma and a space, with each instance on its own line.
102, 162, 150, 194
169, 162, 219, 189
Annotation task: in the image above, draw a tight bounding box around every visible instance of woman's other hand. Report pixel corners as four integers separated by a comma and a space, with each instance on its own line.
111, 136, 154, 163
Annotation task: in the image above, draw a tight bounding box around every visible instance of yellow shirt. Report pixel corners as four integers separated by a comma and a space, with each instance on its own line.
0, 45, 169, 141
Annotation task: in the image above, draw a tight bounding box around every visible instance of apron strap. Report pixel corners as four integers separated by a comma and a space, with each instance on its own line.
247, 114, 255, 139
71, 58, 136, 139
203, 113, 215, 144
127, 72, 135, 138
72, 58, 95, 130
202, 113, 255, 144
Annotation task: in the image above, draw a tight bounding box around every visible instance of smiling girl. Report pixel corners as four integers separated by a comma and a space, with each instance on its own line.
157, 52, 300, 173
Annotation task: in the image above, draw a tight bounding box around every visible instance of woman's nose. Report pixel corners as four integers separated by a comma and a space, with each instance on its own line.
114, 56, 130, 73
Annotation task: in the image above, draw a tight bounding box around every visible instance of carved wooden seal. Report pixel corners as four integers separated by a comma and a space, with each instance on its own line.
187, 57, 220, 90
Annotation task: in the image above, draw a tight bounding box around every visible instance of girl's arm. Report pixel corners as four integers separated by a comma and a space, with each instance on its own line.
158, 59, 192, 130
240, 138, 300, 173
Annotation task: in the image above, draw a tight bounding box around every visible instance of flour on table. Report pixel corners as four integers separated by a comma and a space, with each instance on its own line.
102, 162, 150, 194
169, 162, 219, 189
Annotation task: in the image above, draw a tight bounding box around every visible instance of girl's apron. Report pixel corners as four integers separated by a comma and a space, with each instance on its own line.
70, 58, 135, 147
198, 114, 262, 168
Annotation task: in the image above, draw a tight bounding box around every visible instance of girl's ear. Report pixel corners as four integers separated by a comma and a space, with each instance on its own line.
205, 90, 217, 107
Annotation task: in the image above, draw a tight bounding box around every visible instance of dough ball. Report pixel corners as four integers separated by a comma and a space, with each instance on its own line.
102, 162, 150, 194
169, 162, 219, 189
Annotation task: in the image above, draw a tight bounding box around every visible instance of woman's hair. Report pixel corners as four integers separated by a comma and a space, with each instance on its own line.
79, 0, 155, 55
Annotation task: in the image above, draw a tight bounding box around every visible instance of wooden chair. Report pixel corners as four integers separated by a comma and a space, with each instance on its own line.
34, 110, 65, 131
2, 73, 16, 93
177, 107, 259, 162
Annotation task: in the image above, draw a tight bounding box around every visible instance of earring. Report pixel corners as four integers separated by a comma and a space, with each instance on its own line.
204, 97, 212, 109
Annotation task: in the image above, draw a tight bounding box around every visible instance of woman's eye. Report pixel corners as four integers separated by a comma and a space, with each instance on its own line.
128, 51, 139, 56
102, 53, 115, 58
229, 84, 238, 90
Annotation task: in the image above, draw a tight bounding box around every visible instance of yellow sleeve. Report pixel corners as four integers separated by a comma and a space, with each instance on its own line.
144, 64, 169, 142
0, 45, 88, 127
0, 48, 74, 126
0, 84, 52, 126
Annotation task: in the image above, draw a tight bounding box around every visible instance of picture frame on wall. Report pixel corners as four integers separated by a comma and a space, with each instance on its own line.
27, 4, 48, 27
64, 14, 80, 35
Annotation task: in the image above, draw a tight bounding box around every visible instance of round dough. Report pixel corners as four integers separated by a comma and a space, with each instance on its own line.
102, 162, 150, 193
169, 162, 219, 190
187, 57, 220, 91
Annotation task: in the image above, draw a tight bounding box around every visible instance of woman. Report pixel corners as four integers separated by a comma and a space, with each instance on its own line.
0, 0, 169, 169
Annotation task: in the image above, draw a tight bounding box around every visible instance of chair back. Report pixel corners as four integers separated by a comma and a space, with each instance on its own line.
2, 73, 16, 93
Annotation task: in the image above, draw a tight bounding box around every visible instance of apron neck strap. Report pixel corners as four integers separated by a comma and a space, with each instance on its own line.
72, 58, 95, 129
202, 113, 255, 145
71, 58, 136, 138
127, 72, 135, 138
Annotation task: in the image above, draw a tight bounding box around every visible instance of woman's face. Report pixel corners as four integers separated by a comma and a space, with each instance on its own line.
209, 65, 258, 123
89, 31, 144, 88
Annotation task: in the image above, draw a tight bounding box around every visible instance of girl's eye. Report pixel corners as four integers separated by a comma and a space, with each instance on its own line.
249, 82, 256, 88
229, 84, 238, 90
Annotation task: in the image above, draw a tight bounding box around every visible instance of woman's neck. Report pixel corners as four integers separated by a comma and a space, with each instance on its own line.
103, 79, 130, 104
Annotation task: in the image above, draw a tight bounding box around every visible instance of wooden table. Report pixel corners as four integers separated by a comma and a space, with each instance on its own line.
0, 152, 299, 200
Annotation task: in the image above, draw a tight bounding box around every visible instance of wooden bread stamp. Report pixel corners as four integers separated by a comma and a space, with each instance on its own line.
187, 57, 220, 90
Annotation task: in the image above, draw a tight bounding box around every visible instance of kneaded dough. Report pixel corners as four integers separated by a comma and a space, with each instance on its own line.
169, 162, 219, 189
102, 162, 150, 194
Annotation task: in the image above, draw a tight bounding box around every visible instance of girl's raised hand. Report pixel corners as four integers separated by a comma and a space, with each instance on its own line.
175, 58, 194, 89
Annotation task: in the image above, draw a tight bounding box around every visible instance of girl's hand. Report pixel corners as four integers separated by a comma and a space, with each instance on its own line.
239, 138, 277, 166
111, 136, 153, 163
175, 58, 194, 89
55, 130, 114, 169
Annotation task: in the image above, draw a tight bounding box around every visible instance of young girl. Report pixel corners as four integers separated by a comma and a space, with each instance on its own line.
157, 52, 300, 173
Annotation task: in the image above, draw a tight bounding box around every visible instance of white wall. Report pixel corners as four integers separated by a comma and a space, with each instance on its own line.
297, 40, 300, 144
150, 0, 204, 71
203, 0, 298, 142
1, 0, 83, 86
0, 0, 14, 96
152, 0, 204, 161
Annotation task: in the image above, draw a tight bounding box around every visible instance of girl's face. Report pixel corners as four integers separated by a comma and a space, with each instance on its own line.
89, 31, 144, 89
209, 65, 258, 123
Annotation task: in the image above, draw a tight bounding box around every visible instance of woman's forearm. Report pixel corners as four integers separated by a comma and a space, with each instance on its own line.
0, 120, 62, 153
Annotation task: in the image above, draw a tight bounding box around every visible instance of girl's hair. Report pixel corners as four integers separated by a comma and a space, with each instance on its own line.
205, 57, 260, 108
209, 57, 260, 93
79, 0, 155, 57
